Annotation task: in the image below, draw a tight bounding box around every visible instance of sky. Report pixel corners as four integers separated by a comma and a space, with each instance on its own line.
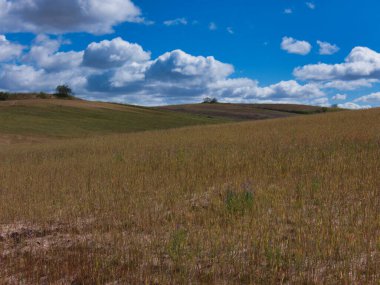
1, 0, 380, 108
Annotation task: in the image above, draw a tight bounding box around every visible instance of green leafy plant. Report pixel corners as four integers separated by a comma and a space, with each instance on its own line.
226, 189, 254, 214
168, 229, 187, 261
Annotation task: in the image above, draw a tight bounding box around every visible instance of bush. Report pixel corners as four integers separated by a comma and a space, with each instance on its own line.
167, 229, 187, 261
203, 97, 218, 104
55, 85, 73, 98
0, 92, 9, 101
226, 190, 254, 214
37, 92, 49, 99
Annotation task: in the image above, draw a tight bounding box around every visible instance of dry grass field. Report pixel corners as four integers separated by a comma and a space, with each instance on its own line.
0, 107, 379, 284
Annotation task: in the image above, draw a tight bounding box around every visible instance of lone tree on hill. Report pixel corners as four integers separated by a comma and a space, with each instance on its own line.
0, 92, 9, 101
55, 85, 73, 98
203, 97, 218, 104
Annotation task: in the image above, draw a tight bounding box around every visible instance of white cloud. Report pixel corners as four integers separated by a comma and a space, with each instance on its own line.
25, 35, 83, 71
208, 79, 324, 102
332, 94, 347, 100
338, 102, 371, 109
209, 22, 217, 31
227, 27, 234, 34
0, 0, 146, 35
294, 46, 380, 81
353, 92, 380, 104
306, 2, 316, 9
281, 37, 312, 55
267, 80, 325, 100
317, 40, 339, 55
145, 49, 234, 83
82, 37, 151, 69
322, 79, 378, 91
284, 8, 293, 14
0, 35, 24, 62
0, 64, 44, 90
0, 36, 349, 106
312, 97, 330, 106
163, 18, 188, 26
0, 63, 87, 92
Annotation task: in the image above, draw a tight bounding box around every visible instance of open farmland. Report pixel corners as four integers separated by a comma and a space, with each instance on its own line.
158, 103, 337, 121
0, 108, 379, 284
0, 99, 230, 144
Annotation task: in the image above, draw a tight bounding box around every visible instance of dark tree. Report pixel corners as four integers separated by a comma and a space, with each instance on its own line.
203, 97, 218, 104
0, 92, 9, 101
55, 85, 73, 98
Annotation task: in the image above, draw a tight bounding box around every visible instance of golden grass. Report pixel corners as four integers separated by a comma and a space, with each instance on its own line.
0, 109, 379, 284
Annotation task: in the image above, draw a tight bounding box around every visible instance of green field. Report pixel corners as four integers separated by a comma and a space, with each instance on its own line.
1, 98, 333, 143
0, 99, 230, 141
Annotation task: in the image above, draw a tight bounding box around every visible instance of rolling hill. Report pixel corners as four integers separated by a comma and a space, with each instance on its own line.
158, 103, 337, 120
0, 97, 338, 144
0, 99, 230, 143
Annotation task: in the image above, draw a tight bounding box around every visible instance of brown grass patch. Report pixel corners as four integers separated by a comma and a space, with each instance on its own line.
0, 109, 379, 283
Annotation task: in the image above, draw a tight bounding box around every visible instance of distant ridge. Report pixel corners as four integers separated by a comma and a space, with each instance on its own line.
158, 103, 340, 121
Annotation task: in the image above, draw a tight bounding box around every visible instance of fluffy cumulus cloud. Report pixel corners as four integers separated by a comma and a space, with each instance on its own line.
294, 47, 380, 81
0, 0, 145, 34
208, 79, 325, 104
0, 64, 44, 90
332, 94, 347, 101
317, 40, 339, 55
0, 35, 24, 61
25, 35, 83, 71
354, 92, 380, 104
322, 79, 379, 91
146, 50, 234, 83
338, 102, 371, 110
3, 34, 380, 107
281, 37, 312, 55
83, 37, 151, 69
0, 35, 332, 105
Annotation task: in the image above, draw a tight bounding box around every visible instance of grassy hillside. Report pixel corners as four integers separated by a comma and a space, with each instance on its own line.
0, 108, 379, 284
0, 99, 229, 143
158, 103, 337, 120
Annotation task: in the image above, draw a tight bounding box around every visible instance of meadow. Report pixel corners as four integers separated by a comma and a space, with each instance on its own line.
0, 99, 229, 143
0, 107, 379, 284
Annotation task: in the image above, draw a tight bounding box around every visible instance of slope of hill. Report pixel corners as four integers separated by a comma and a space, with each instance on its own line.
158, 103, 336, 121
0, 97, 341, 144
0, 99, 230, 143
0, 107, 378, 284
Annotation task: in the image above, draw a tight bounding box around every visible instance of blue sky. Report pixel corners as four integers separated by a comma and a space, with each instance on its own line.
1, 0, 380, 108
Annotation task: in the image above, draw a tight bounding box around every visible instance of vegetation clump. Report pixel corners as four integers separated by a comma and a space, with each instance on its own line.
0, 92, 9, 101
55, 85, 74, 99
202, 97, 219, 104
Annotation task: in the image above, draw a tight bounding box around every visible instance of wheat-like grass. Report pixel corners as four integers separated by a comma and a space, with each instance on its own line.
0, 109, 379, 284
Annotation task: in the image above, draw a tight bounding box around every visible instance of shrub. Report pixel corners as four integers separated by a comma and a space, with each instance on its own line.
55, 85, 73, 98
0, 92, 9, 101
226, 189, 254, 214
167, 229, 187, 261
37, 92, 49, 99
203, 97, 218, 104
